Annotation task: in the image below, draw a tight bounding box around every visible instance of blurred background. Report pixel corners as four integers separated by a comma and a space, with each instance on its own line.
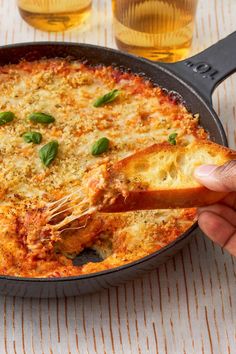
17, 0, 198, 62
0, 1, 232, 63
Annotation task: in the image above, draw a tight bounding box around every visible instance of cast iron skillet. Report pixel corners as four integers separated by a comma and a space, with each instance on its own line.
0, 32, 236, 298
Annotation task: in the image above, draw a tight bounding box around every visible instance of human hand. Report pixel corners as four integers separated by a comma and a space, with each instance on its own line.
194, 161, 236, 256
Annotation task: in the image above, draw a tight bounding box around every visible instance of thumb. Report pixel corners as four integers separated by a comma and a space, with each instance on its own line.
194, 160, 236, 192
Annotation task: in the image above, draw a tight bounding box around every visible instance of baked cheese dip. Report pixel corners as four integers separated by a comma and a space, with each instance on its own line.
0, 59, 207, 278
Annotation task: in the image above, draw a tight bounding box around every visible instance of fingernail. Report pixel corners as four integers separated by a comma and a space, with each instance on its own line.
194, 164, 218, 177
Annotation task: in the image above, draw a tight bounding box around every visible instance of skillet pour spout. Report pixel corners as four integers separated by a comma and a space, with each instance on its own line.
0, 32, 236, 297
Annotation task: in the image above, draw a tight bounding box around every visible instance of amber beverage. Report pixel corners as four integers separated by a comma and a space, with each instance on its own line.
18, 0, 92, 32
112, 0, 198, 62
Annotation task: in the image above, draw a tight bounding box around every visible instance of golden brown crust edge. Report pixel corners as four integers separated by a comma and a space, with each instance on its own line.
101, 141, 236, 212
114, 141, 236, 171
101, 187, 228, 212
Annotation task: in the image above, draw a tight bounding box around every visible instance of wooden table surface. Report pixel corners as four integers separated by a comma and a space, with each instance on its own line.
0, 1, 235, 353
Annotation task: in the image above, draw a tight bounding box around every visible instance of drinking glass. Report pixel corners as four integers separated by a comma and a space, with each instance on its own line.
112, 0, 199, 62
18, 0, 92, 32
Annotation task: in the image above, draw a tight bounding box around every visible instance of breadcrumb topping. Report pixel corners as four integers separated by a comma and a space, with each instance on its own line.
0, 59, 206, 277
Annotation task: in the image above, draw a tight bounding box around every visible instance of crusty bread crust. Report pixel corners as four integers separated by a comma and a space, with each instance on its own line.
101, 141, 236, 211
101, 187, 228, 212
114, 141, 236, 173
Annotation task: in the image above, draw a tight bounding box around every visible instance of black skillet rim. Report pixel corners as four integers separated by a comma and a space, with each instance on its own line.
0, 42, 228, 282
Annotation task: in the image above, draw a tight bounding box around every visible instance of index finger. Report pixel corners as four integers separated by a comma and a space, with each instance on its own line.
198, 211, 236, 256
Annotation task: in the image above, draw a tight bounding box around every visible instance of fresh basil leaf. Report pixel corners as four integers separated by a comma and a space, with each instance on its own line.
29, 112, 55, 124
39, 140, 58, 167
22, 131, 42, 144
0, 111, 15, 125
168, 133, 178, 145
91, 137, 110, 156
93, 89, 121, 107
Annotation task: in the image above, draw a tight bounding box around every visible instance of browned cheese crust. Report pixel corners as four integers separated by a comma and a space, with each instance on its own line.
0, 59, 208, 277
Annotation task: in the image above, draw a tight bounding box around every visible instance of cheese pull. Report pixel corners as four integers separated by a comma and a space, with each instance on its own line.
86, 141, 236, 212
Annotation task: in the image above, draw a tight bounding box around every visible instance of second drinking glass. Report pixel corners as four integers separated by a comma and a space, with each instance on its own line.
112, 0, 198, 62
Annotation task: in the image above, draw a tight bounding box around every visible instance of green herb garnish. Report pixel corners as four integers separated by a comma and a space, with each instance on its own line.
0, 111, 15, 125
22, 131, 42, 144
168, 133, 178, 145
93, 89, 121, 107
91, 137, 110, 156
29, 112, 55, 124
39, 140, 58, 167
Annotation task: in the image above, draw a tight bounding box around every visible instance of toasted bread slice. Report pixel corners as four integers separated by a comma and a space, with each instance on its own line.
98, 141, 236, 212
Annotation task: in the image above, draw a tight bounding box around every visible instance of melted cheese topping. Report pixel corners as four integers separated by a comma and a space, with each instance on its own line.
0, 59, 207, 278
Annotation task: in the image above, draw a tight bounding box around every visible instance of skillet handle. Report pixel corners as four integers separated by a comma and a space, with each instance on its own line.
162, 31, 236, 103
